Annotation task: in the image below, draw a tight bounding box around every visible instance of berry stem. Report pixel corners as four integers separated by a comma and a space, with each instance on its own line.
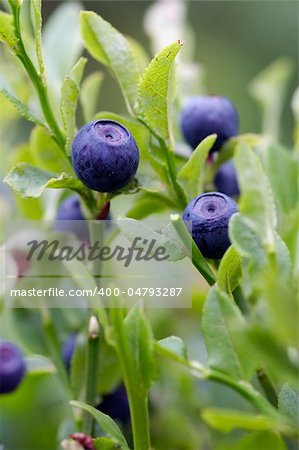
257, 368, 278, 408
232, 286, 250, 315
206, 369, 284, 424
171, 215, 216, 286
157, 136, 188, 209
12, 4, 66, 152
159, 348, 292, 433
137, 118, 187, 209
40, 307, 71, 396
83, 317, 100, 435
111, 308, 151, 450
233, 287, 279, 411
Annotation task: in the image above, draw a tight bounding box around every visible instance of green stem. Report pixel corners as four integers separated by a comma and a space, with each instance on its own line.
126, 390, 151, 450
232, 286, 250, 315
257, 368, 278, 408
232, 288, 279, 410
156, 347, 285, 426
83, 323, 100, 435
12, 6, 66, 151
137, 117, 187, 209
162, 139, 188, 209
112, 309, 151, 450
40, 308, 70, 395
207, 369, 279, 419
171, 215, 216, 286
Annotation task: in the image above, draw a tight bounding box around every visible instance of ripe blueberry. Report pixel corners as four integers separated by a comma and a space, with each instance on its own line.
214, 160, 240, 197
182, 192, 238, 259
71, 120, 139, 192
62, 333, 77, 372
180, 96, 239, 152
97, 384, 130, 425
55, 195, 89, 241
0, 340, 26, 394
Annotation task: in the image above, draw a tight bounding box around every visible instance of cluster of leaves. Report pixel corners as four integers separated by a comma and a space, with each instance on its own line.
0, 1, 298, 450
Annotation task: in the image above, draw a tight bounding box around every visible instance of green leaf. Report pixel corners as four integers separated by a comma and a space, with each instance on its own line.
70, 401, 129, 449
231, 432, 286, 450
25, 355, 56, 375
234, 143, 277, 251
278, 384, 299, 423
10, 144, 44, 218
177, 134, 216, 199
124, 307, 157, 392
0, 85, 46, 127
15, 196, 43, 219
217, 246, 242, 296
170, 214, 216, 286
201, 408, 279, 433
246, 327, 299, 387
117, 217, 186, 262
80, 71, 104, 122
110, 172, 164, 197
43, 2, 83, 86
30, 0, 44, 80
138, 41, 183, 143
156, 336, 188, 363
62, 259, 108, 329
61, 57, 87, 155
202, 287, 254, 380
0, 11, 18, 52
4, 163, 92, 202
70, 334, 86, 399
80, 11, 140, 115
126, 36, 150, 72
94, 437, 120, 450
249, 57, 294, 141
229, 213, 266, 268
291, 87, 299, 151
264, 144, 298, 215
126, 193, 174, 220
30, 126, 72, 173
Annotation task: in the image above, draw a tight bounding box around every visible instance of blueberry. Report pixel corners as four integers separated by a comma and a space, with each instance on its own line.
214, 160, 240, 197
0, 340, 26, 394
97, 384, 130, 425
71, 120, 139, 192
180, 96, 239, 152
62, 333, 77, 372
55, 195, 89, 241
182, 192, 238, 259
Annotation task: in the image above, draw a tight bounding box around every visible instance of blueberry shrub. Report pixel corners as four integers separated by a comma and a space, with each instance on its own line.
0, 1, 298, 449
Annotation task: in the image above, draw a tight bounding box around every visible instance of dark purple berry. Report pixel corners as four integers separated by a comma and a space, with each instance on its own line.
214, 160, 240, 197
0, 340, 26, 394
180, 96, 239, 152
182, 192, 238, 259
97, 384, 130, 425
55, 195, 89, 241
71, 120, 139, 192
62, 333, 77, 372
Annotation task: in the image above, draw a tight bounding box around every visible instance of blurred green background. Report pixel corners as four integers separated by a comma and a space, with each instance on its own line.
42, 0, 298, 146
0, 1, 298, 449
